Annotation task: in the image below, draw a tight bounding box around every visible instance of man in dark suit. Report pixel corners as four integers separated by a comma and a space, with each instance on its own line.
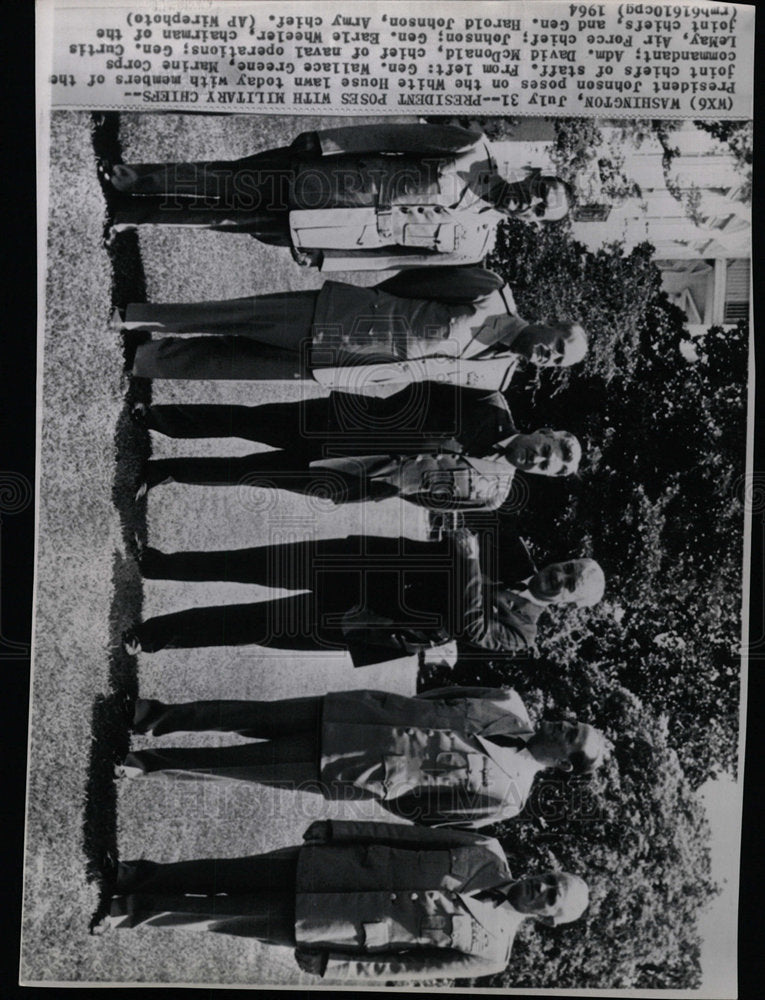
122, 532, 605, 665
94, 819, 589, 982
132, 384, 581, 511
99, 123, 572, 270
115, 686, 607, 828
120, 266, 588, 390
474, 540, 606, 653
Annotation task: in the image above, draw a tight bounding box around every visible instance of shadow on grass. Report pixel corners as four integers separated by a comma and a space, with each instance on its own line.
84, 112, 154, 929
113, 381, 152, 556
82, 551, 144, 927
91, 110, 150, 368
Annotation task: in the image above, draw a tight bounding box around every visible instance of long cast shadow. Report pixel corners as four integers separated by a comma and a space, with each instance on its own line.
83, 111, 151, 928
90, 110, 150, 370
83, 553, 144, 928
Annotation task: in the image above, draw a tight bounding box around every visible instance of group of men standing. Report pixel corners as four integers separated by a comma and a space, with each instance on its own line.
94, 122, 609, 984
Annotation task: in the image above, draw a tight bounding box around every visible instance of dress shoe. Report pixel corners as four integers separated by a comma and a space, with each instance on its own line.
96, 157, 114, 187
130, 401, 147, 425
109, 306, 126, 331
122, 629, 141, 655
114, 763, 143, 780
132, 698, 162, 735
114, 754, 144, 780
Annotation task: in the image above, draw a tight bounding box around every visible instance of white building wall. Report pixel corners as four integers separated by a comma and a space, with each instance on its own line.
498, 122, 750, 330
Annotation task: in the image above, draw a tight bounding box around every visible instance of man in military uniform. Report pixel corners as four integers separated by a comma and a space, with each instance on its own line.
132, 383, 581, 512
116, 686, 607, 828
121, 267, 587, 392
99, 123, 572, 270
95, 819, 589, 983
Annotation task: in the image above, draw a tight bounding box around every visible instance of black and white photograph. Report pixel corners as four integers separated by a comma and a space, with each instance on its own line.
20, 0, 755, 993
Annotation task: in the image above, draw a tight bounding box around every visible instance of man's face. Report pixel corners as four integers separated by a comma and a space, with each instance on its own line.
533, 179, 570, 221
507, 873, 574, 923
528, 559, 587, 602
515, 323, 585, 367
530, 720, 597, 769
504, 432, 570, 477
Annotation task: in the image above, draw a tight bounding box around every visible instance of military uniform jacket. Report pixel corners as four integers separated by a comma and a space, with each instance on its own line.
314, 384, 519, 511
285, 123, 522, 271
295, 819, 525, 981
310, 266, 529, 395
315, 451, 517, 511
323, 383, 518, 453
319, 688, 540, 827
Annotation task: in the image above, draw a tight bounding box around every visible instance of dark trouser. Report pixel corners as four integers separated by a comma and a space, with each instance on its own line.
109, 151, 294, 239
139, 538, 450, 587
144, 400, 332, 447
144, 385, 497, 443
132, 593, 345, 653
144, 450, 396, 503
110, 847, 299, 940
128, 291, 317, 379
127, 696, 323, 786
135, 695, 322, 737
139, 397, 430, 502
134, 537, 458, 652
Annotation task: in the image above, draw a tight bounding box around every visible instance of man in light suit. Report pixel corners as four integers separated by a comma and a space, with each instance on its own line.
120, 267, 588, 392
132, 383, 581, 512
122, 532, 605, 665
95, 819, 589, 982
116, 687, 607, 828
99, 122, 572, 270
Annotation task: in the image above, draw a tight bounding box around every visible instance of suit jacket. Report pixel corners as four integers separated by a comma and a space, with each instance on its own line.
320, 688, 542, 827
284, 124, 531, 271
295, 819, 523, 981
329, 535, 542, 666
323, 383, 517, 454
310, 267, 530, 394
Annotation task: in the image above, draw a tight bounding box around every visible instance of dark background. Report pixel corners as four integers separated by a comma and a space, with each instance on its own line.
1, 2, 762, 998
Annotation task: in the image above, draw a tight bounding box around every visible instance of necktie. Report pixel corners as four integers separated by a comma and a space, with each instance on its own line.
486, 734, 528, 750
474, 887, 507, 906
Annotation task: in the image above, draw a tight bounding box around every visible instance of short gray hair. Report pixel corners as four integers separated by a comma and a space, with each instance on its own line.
554, 873, 590, 924
560, 323, 588, 366
572, 559, 605, 607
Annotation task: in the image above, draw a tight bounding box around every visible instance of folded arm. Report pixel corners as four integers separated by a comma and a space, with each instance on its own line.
303, 818, 494, 849
417, 685, 516, 702
375, 266, 505, 303
406, 491, 506, 512
460, 553, 535, 652
463, 609, 534, 653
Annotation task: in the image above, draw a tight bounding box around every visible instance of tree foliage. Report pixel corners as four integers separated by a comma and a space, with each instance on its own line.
418, 217, 746, 987
480, 219, 747, 786
549, 118, 685, 204
476, 675, 713, 989
489, 216, 670, 382
420, 666, 718, 989
694, 119, 753, 202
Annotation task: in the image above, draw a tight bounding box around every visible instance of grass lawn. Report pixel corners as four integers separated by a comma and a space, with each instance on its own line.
21, 110, 433, 986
